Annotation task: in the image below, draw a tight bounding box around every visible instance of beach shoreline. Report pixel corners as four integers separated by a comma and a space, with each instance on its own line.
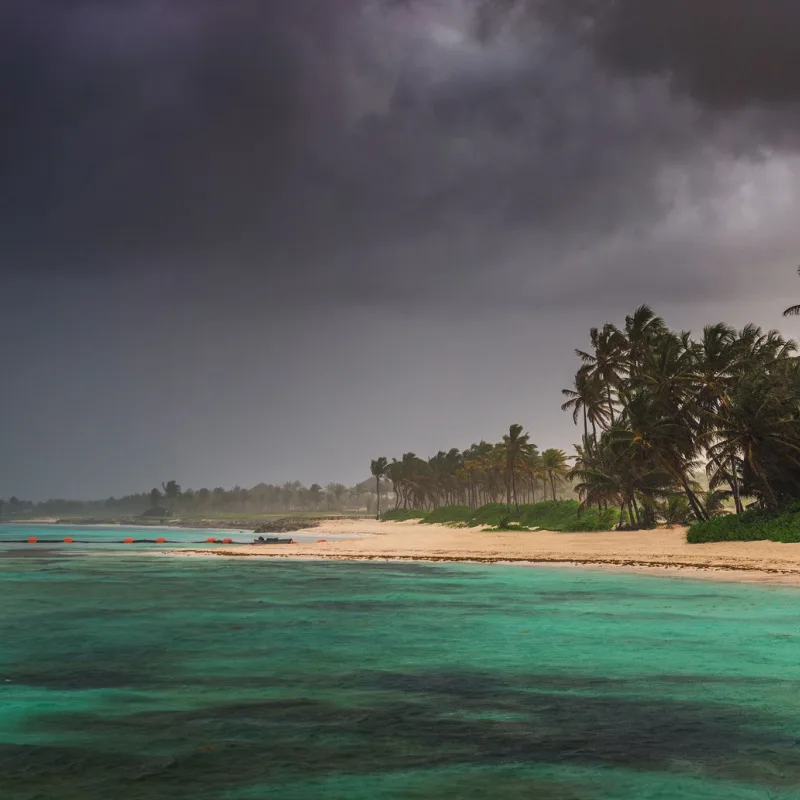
159, 518, 800, 587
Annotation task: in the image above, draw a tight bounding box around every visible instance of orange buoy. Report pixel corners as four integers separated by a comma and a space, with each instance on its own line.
27, 537, 37, 544
206, 537, 218, 543
223, 538, 233, 544
155, 537, 167, 544
123, 537, 134, 544
64, 538, 74, 543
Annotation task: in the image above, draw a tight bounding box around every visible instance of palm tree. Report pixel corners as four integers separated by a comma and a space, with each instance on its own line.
370, 457, 388, 519
564, 306, 800, 523
576, 324, 627, 426
499, 424, 535, 512
161, 480, 181, 512
541, 448, 569, 501
561, 365, 607, 443
783, 267, 800, 316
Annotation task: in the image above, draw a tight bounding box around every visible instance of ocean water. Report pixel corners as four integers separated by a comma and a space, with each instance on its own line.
1, 544, 799, 799
0, 523, 360, 549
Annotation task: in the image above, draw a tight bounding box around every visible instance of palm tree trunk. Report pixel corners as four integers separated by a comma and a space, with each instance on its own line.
630, 495, 641, 528
512, 468, 519, 513
729, 458, 743, 514
679, 476, 708, 522
375, 476, 381, 520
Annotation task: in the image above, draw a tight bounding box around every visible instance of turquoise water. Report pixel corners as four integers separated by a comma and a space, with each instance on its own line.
1, 543, 799, 799
0, 523, 357, 549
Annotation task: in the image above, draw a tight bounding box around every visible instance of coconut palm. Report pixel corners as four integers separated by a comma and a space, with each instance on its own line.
564, 306, 800, 521
541, 448, 570, 502
370, 457, 388, 519
576, 324, 627, 426
561, 365, 608, 444
500, 424, 536, 512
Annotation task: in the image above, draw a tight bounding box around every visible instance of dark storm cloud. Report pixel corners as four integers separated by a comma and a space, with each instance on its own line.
5, 0, 800, 501
587, 0, 800, 111
2, 0, 799, 310
479, 0, 800, 103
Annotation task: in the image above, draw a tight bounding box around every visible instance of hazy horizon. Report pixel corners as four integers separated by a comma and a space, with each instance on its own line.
3, 1, 800, 500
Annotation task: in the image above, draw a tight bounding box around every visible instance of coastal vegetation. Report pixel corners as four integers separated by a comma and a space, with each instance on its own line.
0, 480, 384, 521
382, 500, 617, 532
688, 504, 800, 544
375, 439, 572, 513
4, 306, 797, 546
372, 304, 800, 541
565, 306, 800, 531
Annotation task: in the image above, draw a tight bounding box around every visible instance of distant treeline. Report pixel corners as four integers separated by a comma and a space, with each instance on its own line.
370, 440, 573, 515
0, 479, 390, 520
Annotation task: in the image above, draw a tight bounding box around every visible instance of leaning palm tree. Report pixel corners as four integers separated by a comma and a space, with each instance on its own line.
783, 267, 800, 316
370, 457, 388, 519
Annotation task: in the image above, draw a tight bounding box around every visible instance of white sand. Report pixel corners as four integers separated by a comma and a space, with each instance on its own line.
165, 519, 800, 586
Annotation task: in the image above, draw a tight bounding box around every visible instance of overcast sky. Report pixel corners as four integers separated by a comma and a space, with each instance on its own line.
2, 0, 800, 499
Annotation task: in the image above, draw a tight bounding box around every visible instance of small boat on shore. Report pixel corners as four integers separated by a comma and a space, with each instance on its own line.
253, 536, 294, 544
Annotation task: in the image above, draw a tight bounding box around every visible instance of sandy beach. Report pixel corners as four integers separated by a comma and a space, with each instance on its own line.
169, 519, 800, 585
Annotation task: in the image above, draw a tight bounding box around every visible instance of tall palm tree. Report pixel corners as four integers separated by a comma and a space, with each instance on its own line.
576, 324, 627, 426
370, 457, 388, 519
500, 424, 535, 512
623, 304, 666, 382
783, 267, 800, 316
541, 448, 569, 501
561, 365, 607, 443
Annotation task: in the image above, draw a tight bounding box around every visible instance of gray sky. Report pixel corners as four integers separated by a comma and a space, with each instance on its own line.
2, 0, 800, 499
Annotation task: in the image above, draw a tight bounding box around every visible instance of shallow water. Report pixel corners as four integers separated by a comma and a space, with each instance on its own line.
0, 523, 357, 549
1, 545, 799, 799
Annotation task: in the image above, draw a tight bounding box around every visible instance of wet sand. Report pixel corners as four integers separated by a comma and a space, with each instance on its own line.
167, 519, 800, 586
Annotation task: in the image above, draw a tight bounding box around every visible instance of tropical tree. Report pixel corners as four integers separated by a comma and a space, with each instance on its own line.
564, 307, 800, 524
561, 366, 607, 442
575, 323, 627, 426
541, 448, 570, 502
161, 480, 181, 511
370, 458, 388, 519
499, 424, 536, 511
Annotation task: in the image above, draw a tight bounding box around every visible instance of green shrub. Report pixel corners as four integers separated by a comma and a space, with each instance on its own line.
688, 504, 800, 543
382, 501, 619, 532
